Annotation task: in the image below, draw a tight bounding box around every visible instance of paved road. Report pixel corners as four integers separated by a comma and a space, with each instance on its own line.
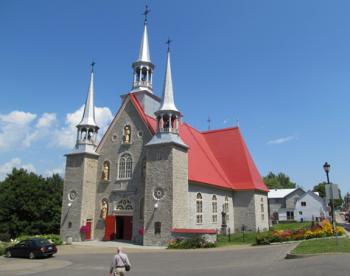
1, 243, 350, 276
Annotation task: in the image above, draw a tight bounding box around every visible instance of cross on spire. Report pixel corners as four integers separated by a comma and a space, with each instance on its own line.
142, 5, 151, 23
207, 116, 211, 130
90, 61, 95, 73
166, 38, 172, 51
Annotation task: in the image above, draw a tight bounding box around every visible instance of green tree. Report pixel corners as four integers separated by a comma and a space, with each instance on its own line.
312, 182, 343, 209
0, 168, 63, 238
263, 172, 296, 189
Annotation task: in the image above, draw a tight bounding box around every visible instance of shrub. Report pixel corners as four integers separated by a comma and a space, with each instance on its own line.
255, 232, 273, 245
16, 234, 63, 245
0, 242, 10, 256
167, 237, 216, 249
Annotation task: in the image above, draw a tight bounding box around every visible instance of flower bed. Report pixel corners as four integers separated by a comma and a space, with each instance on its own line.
256, 219, 346, 245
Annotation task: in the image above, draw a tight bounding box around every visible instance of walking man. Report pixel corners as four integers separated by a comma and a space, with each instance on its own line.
109, 247, 131, 276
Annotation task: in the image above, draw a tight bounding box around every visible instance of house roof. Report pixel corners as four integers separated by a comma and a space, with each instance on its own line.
268, 188, 300, 199
129, 93, 268, 192
297, 190, 327, 208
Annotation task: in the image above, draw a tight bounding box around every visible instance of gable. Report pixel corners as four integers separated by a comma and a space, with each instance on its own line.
96, 95, 153, 154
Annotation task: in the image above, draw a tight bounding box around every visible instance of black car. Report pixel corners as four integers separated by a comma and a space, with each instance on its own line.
5, 238, 57, 259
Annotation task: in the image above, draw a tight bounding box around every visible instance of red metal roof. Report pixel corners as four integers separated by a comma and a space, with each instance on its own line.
129, 94, 268, 192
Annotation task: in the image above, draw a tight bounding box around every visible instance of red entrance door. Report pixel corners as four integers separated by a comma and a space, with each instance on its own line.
123, 216, 133, 240
85, 221, 92, 240
104, 215, 116, 241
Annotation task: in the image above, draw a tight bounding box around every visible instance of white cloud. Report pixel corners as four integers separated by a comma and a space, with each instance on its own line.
36, 113, 57, 128
0, 111, 38, 150
0, 158, 36, 180
267, 136, 296, 145
0, 111, 37, 125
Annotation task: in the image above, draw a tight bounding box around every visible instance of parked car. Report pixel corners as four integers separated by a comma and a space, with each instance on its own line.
5, 238, 57, 259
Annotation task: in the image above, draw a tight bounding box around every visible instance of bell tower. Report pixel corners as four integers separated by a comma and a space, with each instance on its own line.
75, 62, 99, 153
60, 63, 99, 242
143, 43, 189, 246
131, 5, 154, 93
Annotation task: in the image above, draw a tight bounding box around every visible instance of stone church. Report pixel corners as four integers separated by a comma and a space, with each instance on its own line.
60, 14, 269, 246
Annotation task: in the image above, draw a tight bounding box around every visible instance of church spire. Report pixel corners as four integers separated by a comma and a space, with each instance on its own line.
75, 63, 99, 153
146, 41, 187, 149
159, 40, 178, 112
78, 62, 98, 127
131, 5, 154, 93
137, 5, 151, 63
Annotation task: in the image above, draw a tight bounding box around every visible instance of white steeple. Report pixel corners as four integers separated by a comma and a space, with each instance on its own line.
78, 63, 98, 127
75, 63, 99, 153
147, 42, 187, 149
131, 5, 154, 93
137, 21, 151, 63
159, 46, 179, 112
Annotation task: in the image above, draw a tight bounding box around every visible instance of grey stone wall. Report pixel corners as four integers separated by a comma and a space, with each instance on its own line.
143, 144, 188, 246
94, 96, 153, 243
233, 191, 256, 231
144, 145, 173, 246
253, 192, 269, 231
188, 183, 234, 231
60, 153, 99, 242
172, 148, 189, 229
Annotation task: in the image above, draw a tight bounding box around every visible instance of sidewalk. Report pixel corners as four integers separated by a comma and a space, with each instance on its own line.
72, 239, 165, 249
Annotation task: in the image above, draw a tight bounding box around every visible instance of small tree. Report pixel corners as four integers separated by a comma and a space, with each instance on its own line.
263, 172, 296, 189
0, 168, 63, 238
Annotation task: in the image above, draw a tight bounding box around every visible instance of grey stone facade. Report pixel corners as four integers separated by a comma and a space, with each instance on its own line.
94, 97, 153, 243
143, 144, 188, 246
60, 152, 99, 242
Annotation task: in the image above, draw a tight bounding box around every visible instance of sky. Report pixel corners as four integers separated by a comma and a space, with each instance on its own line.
1, 0, 350, 194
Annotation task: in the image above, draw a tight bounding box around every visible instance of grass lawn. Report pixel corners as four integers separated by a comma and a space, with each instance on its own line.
292, 237, 350, 255
217, 231, 257, 247
271, 222, 311, 231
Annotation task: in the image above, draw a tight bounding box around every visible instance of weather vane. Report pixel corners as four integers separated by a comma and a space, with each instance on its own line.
90, 61, 95, 73
142, 5, 151, 23
166, 38, 172, 50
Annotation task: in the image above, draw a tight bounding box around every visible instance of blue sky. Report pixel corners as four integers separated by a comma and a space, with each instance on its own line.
1, 0, 349, 194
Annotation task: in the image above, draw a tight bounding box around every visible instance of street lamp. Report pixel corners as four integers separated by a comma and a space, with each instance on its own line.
323, 162, 336, 239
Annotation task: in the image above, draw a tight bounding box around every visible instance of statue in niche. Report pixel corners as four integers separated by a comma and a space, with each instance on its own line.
123, 125, 131, 143
101, 199, 108, 220
102, 162, 109, 181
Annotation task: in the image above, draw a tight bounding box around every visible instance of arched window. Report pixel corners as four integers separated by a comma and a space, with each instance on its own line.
118, 153, 132, 179
123, 125, 131, 144
196, 193, 203, 224
102, 161, 110, 181
212, 195, 217, 223
224, 196, 229, 223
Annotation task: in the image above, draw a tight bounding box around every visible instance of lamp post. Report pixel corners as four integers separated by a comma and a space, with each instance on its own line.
323, 162, 337, 241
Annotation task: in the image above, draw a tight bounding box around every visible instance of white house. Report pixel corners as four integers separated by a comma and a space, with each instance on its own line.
295, 191, 328, 222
